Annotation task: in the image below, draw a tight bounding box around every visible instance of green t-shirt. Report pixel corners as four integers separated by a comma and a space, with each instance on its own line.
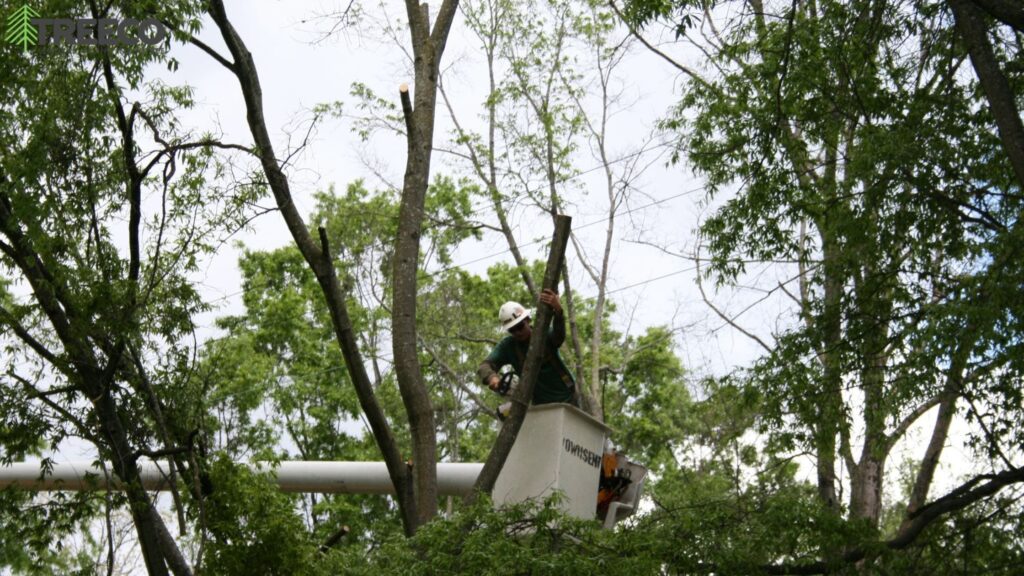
485, 330, 575, 405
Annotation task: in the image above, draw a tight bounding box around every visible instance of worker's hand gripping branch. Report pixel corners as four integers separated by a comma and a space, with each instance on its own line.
538, 288, 563, 316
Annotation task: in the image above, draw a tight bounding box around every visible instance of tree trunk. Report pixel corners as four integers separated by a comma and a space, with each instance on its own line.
850, 456, 885, 525
904, 395, 956, 518
97, 391, 173, 576
392, 0, 461, 531
0, 193, 180, 575
949, 0, 1024, 190
394, 76, 440, 528
816, 236, 843, 510
205, 0, 415, 534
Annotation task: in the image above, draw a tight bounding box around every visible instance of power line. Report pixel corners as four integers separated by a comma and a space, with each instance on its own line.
285, 146, 676, 225
604, 264, 698, 296
432, 183, 705, 275
200, 184, 704, 314
204, 289, 245, 306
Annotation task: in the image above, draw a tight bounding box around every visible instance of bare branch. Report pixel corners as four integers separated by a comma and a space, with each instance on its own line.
164, 21, 236, 72
0, 305, 67, 372
419, 337, 495, 418
207, 0, 413, 533
608, 0, 717, 92
694, 254, 773, 353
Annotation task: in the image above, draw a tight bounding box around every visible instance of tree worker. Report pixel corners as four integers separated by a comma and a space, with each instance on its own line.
477, 288, 579, 409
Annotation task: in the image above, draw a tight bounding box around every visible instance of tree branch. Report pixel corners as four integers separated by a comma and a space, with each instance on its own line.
969, 0, 1024, 31
608, 0, 717, 92
206, 0, 413, 534
419, 337, 495, 418
893, 466, 1024, 547
430, 0, 461, 56
949, 0, 1024, 190
165, 21, 236, 72
694, 254, 773, 353
0, 305, 67, 371
884, 393, 944, 454
8, 371, 94, 443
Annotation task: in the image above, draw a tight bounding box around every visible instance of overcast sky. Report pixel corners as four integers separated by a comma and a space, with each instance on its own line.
152, 0, 780, 378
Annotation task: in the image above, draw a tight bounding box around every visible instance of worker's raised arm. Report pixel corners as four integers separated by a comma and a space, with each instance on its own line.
539, 288, 566, 348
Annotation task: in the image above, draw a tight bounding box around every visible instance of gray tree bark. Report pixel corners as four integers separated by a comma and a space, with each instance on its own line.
205, 0, 416, 534
949, 0, 1024, 191
968, 0, 1024, 31
393, 0, 460, 531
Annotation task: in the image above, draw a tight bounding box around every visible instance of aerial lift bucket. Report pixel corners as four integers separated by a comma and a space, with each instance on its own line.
492, 402, 645, 525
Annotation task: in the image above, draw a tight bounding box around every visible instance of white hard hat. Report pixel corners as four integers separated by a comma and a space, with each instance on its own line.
498, 301, 530, 331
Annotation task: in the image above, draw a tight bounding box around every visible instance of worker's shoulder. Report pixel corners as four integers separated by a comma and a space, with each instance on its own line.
498, 335, 520, 350
488, 335, 517, 356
